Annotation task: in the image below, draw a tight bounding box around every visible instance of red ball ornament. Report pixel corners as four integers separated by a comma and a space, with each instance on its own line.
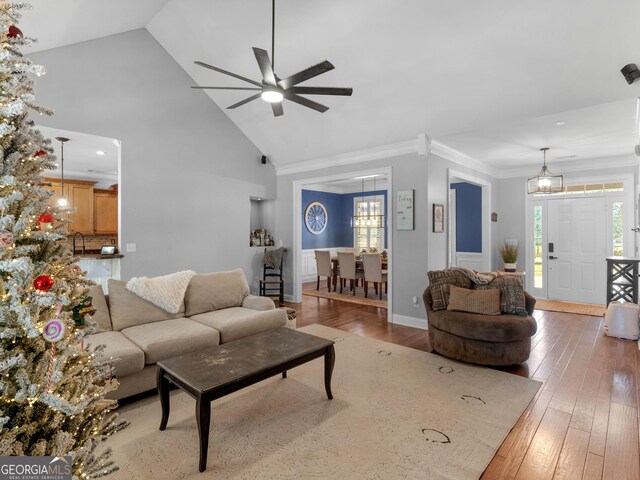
34, 275, 54, 292
38, 212, 55, 231
72, 265, 81, 272
7, 26, 23, 39
34, 150, 47, 157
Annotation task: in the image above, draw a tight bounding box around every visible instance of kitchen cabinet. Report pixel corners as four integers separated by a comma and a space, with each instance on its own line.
43, 178, 95, 234
94, 189, 118, 234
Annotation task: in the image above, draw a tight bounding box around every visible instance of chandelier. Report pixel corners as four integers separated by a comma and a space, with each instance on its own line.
527, 147, 563, 195
351, 176, 384, 229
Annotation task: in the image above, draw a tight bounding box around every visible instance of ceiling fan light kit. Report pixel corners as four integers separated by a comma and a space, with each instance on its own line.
192, 0, 352, 117
261, 87, 284, 103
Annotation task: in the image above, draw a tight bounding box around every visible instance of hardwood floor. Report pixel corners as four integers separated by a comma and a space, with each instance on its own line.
288, 296, 640, 480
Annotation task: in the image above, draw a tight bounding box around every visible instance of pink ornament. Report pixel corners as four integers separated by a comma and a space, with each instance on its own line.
43, 319, 65, 342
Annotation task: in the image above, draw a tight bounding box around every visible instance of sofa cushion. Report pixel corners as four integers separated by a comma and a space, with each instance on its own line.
85, 331, 145, 377
121, 318, 220, 365
427, 309, 537, 343
447, 285, 501, 315
88, 285, 112, 332
474, 275, 528, 316
184, 269, 250, 317
427, 269, 473, 311
108, 279, 185, 331
189, 307, 287, 343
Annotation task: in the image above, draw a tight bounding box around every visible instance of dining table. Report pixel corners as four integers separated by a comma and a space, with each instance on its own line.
330, 254, 389, 291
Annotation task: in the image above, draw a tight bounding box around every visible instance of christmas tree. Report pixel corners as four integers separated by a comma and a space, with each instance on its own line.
0, 3, 126, 478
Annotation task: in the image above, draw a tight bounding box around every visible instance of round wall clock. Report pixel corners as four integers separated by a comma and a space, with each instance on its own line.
305, 201, 328, 235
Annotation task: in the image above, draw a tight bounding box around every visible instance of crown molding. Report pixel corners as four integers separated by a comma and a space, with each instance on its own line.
492, 153, 638, 179
430, 140, 498, 177
275, 135, 634, 181
275, 139, 416, 176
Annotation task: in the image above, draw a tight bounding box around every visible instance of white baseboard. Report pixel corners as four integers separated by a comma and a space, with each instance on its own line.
284, 294, 296, 303
392, 314, 428, 330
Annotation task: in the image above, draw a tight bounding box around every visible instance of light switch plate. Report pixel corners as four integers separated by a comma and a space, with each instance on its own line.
126, 243, 137, 252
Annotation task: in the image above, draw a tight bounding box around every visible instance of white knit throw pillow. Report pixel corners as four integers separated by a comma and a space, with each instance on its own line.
126, 270, 196, 314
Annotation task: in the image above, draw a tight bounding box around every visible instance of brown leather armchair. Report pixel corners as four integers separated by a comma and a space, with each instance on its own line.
423, 286, 537, 366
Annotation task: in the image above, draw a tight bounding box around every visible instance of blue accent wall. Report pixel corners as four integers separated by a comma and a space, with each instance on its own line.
302, 189, 388, 250
451, 182, 482, 253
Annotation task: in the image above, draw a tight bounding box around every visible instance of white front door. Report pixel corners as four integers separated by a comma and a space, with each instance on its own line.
547, 197, 606, 304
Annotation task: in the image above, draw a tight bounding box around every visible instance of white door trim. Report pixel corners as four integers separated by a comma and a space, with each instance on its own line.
292, 166, 393, 324
447, 169, 492, 272
524, 172, 636, 298
448, 188, 457, 266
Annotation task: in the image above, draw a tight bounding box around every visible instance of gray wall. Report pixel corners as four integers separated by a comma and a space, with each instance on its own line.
275, 151, 494, 323
30, 29, 275, 288
492, 164, 639, 269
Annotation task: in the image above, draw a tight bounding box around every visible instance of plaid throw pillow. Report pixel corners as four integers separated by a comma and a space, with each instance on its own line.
474, 275, 528, 316
427, 269, 473, 311
447, 285, 501, 315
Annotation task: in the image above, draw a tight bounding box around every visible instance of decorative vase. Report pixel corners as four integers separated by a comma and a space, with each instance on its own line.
504, 262, 517, 273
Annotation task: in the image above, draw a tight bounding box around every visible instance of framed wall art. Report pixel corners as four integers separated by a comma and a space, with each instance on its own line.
433, 203, 444, 233
396, 190, 414, 230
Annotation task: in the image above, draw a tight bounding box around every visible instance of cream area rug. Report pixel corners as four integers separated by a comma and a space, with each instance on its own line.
107, 325, 541, 480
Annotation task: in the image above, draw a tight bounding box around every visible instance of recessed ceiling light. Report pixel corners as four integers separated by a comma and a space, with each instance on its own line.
556, 120, 566, 126
96, 150, 105, 156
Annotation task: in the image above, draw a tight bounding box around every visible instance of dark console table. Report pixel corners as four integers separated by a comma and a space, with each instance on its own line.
606, 257, 640, 305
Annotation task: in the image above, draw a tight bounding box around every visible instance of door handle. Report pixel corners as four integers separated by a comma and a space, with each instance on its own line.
548, 255, 558, 260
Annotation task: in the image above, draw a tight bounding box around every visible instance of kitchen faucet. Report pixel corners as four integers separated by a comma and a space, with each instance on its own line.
72, 232, 85, 256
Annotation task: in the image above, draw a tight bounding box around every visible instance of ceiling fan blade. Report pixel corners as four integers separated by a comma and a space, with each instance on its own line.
191, 86, 262, 91
284, 93, 329, 113
252, 47, 277, 86
227, 93, 262, 109
287, 86, 353, 96
271, 102, 284, 117
194, 61, 263, 87
278, 60, 335, 89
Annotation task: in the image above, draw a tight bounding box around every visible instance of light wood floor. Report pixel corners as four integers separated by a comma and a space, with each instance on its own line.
289, 296, 640, 480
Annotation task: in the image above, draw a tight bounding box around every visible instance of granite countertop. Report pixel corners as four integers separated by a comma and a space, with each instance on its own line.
77, 253, 124, 259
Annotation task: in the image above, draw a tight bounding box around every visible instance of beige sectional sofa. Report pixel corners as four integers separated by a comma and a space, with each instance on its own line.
85, 269, 287, 400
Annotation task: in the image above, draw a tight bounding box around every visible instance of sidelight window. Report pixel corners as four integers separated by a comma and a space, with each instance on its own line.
612, 202, 623, 256
533, 205, 543, 288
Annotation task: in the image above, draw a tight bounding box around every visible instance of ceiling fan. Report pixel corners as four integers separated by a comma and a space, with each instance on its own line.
191, 0, 352, 117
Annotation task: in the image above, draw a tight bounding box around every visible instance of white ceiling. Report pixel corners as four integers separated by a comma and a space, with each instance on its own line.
36, 126, 119, 189
21, 0, 640, 171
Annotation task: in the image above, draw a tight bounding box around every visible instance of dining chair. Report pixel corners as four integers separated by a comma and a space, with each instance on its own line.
337, 251, 363, 295
362, 253, 388, 299
314, 250, 334, 292
259, 247, 285, 306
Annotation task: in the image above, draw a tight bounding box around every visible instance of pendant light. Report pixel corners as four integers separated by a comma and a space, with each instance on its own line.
352, 178, 366, 229
351, 176, 385, 229
527, 147, 563, 195
55, 136, 69, 207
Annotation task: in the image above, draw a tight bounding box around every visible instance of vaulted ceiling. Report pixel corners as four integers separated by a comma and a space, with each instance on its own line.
20, 0, 640, 171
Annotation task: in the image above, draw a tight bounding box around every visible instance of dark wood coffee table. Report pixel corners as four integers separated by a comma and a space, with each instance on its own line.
156, 327, 335, 472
